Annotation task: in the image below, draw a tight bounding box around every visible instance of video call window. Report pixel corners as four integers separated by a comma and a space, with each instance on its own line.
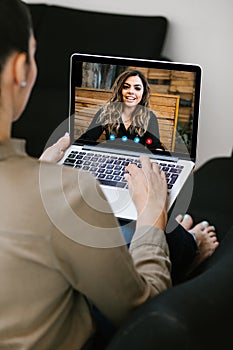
72, 62, 197, 155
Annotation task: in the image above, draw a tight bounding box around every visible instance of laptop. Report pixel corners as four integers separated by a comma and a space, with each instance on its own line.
59, 53, 202, 221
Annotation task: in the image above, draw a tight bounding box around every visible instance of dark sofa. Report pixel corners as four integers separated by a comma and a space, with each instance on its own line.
12, 3, 168, 157
106, 155, 233, 350
12, 4, 233, 349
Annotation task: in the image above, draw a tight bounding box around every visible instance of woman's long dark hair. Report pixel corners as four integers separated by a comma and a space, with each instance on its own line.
0, 0, 33, 75
98, 70, 151, 137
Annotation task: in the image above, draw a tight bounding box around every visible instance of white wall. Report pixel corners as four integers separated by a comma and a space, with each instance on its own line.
25, 0, 233, 168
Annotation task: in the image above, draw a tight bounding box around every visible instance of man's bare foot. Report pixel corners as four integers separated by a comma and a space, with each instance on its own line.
176, 214, 219, 270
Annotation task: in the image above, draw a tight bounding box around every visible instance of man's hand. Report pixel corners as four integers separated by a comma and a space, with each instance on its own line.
39, 132, 70, 163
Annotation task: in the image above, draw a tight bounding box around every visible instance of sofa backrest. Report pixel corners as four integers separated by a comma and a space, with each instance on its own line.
29, 4, 168, 89
12, 4, 169, 157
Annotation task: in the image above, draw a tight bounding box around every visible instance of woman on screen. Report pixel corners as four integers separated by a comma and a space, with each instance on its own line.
77, 69, 165, 151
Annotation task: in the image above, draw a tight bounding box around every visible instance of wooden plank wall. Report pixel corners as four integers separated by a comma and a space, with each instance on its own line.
74, 87, 179, 151
128, 67, 196, 125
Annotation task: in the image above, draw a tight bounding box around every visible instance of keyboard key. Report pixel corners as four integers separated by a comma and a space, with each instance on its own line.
83, 166, 90, 171
67, 153, 76, 159
114, 165, 122, 170
97, 158, 106, 163
106, 175, 114, 180
114, 160, 122, 165
76, 155, 84, 159
64, 160, 75, 167
90, 167, 98, 172
169, 174, 179, 184
106, 164, 114, 169
64, 159, 75, 166
122, 161, 129, 166
169, 168, 182, 174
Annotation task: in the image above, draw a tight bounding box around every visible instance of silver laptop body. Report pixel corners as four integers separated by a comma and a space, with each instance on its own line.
59, 53, 202, 221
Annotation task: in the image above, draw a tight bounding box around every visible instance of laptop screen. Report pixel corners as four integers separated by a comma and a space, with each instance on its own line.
69, 53, 202, 161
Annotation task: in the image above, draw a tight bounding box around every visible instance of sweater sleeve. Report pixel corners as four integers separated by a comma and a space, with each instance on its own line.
50, 167, 171, 326
129, 226, 172, 295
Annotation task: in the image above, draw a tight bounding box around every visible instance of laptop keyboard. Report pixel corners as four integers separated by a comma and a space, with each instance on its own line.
63, 150, 184, 191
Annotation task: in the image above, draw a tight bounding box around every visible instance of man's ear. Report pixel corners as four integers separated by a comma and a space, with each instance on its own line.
14, 52, 28, 87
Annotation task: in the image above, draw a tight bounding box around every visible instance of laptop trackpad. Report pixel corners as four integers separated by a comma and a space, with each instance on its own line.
101, 186, 137, 221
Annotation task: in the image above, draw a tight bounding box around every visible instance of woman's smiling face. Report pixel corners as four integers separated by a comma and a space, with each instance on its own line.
121, 75, 144, 107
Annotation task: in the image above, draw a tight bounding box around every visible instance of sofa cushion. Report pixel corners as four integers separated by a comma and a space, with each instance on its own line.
107, 223, 233, 350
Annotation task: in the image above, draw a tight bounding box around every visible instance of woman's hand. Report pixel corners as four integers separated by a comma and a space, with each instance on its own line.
125, 156, 167, 230
39, 132, 70, 163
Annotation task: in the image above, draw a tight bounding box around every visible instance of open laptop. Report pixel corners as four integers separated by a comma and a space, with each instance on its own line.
59, 53, 202, 220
